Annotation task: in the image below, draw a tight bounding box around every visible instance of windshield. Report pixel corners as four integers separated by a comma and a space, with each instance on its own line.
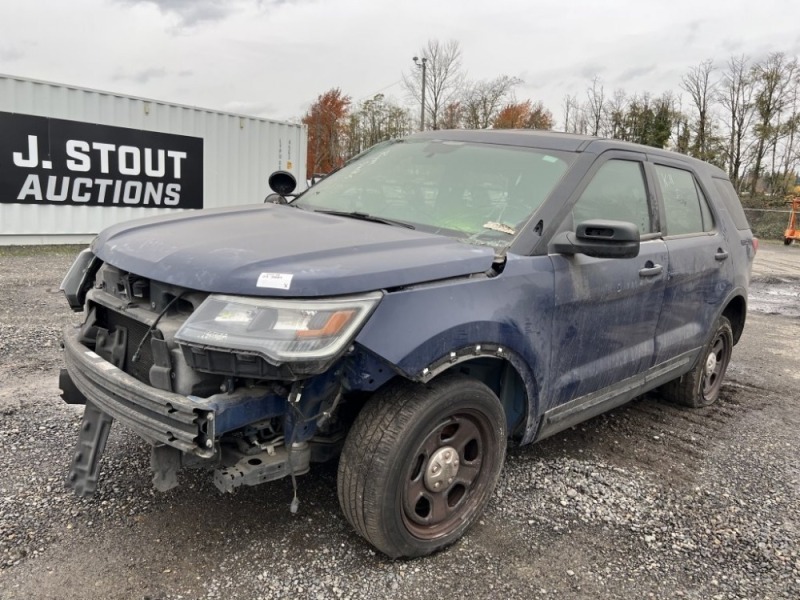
294, 139, 575, 247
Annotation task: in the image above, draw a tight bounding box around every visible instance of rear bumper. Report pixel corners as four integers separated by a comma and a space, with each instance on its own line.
63, 325, 216, 456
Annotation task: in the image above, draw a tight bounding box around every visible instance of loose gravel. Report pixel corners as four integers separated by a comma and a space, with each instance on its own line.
0, 244, 798, 599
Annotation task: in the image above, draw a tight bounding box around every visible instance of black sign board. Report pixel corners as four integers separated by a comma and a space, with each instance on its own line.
0, 111, 203, 209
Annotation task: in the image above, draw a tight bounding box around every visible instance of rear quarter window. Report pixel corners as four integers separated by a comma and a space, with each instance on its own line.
712, 178, 751, 231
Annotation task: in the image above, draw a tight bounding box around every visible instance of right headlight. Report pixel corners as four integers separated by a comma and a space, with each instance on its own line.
175, 292, 382, 364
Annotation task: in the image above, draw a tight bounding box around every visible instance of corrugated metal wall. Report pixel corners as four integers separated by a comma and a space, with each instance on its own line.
0, 74, 307, 244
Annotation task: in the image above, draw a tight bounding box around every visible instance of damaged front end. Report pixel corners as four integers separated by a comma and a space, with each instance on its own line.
60, 254, 384, 499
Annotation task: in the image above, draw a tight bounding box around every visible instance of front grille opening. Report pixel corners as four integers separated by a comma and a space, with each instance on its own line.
95, 305, 156, 385
88, 303, 227, 398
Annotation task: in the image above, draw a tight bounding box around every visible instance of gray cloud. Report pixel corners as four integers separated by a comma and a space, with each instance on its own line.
116, 0, 237, 27
618, 64, 657, 83
0, 46, 23, 61
112, 67, 168, 84
578, 64, 606, 79
746, 45, 790, 67
721, 38, 744, 53
223, 99, 277, 117
115, 0, 300, 28
684, 19, 702, 45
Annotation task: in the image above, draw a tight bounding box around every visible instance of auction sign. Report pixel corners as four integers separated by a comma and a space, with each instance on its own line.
0, 112, 203, 209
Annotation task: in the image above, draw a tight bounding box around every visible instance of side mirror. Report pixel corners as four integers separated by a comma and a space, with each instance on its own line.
551, 219, 640, 259
265, 170, 297, 203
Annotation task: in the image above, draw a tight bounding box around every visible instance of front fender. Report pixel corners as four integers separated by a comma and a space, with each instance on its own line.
354, 254, 554, 443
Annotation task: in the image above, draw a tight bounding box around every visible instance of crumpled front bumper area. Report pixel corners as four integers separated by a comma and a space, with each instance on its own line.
62, 324, 321, 497
63, 324, 216, 456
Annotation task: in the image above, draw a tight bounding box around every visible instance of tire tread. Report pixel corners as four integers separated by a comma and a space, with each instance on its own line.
659, 316, 733, 408
337, 375, 505, 558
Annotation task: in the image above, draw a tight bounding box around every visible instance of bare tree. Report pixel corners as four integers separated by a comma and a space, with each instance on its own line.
778, 79, 800, 192
462, 75, 521, 129
346, 94, 415, 156
681, 59, 717, 161
403, 39, 465, 130
439, 102, 464, 129
573, 104, 591, 135
749, 52, 798, 195
718, 55, 756, 192
586, 76, 605, 136
561, 94, 578, 133
606, 89, 628, 139
608, 92, 677, 148
674, 117, 692, 154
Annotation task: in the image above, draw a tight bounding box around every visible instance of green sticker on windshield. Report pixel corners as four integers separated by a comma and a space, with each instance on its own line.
542, 155, 558, 163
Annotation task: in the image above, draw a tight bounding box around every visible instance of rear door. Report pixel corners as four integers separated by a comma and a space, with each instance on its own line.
547, 153, 668, 408
647, 160, 733, 365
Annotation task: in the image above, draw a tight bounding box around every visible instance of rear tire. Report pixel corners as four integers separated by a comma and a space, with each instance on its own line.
659, 316, 733, 408
337, 374, 506, 558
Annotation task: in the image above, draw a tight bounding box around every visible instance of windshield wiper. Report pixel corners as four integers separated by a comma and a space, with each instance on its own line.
312, 209, 416, 229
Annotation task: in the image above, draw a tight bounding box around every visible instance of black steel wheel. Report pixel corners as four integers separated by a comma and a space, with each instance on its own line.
659, 316, 734, 408
337, 374, 506, 558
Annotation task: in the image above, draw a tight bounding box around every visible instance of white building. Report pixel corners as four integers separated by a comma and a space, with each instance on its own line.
0, 74, 307, 245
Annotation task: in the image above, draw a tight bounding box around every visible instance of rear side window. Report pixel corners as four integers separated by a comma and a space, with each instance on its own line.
712, 178, 751, 230
573, 159, 652, 234
654, 165, 714, 235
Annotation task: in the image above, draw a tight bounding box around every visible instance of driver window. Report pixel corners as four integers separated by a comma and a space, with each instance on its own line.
571, 159, 653, 235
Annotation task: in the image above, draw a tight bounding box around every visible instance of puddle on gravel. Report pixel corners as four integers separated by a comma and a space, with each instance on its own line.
748, 278, 800, 318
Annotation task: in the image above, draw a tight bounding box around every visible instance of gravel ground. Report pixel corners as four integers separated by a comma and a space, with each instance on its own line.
0, 243, 799, 600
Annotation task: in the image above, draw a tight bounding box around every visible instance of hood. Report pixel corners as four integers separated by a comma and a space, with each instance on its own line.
92, 204, 496, 297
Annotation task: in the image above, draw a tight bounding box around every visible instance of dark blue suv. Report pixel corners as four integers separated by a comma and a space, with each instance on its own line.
60, 130, 756, 558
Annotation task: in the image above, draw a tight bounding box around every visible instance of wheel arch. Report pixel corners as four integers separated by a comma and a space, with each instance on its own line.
721, 292, 747, 345
344, 342, 540, 443
406, 346, 539, 443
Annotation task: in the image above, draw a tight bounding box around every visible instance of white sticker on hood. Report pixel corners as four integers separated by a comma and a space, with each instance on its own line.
257, 272, 293, 290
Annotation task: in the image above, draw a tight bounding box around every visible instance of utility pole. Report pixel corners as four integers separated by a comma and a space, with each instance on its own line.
413, 56, 428, 131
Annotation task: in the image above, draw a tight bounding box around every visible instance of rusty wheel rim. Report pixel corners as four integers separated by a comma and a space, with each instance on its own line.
702, 331, 730, 401
401, 409, 493, 540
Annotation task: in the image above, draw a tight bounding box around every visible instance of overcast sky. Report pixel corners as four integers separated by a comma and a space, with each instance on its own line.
1, 0, 799, 127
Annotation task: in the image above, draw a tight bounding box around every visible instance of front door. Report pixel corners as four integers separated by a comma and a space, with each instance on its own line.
547, 154, 668, 409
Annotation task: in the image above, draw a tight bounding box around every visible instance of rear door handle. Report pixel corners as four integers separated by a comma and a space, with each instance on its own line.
715, 249, 729, 261
638, 263, 663, 278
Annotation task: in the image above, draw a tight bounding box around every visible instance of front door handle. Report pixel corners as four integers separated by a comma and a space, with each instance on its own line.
638, 263, 663, 278
715, 249, 729, 261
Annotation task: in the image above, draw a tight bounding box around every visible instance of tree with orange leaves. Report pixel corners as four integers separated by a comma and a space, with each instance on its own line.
302, 88, 351, 178
493, 100, 554, 130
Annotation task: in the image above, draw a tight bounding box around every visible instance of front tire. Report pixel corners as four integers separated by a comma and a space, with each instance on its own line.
659, 316, 734, 408
337, 375, 507, 558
